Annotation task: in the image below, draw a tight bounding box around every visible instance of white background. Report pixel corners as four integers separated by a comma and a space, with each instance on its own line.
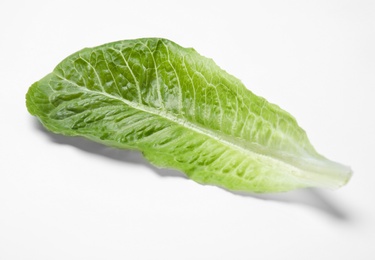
1, 0, 374, 259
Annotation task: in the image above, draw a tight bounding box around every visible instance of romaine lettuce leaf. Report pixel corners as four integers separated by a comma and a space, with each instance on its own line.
26, 38, 352, 192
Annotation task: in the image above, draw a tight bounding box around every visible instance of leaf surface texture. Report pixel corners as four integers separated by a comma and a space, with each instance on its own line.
26, 38, 351, 192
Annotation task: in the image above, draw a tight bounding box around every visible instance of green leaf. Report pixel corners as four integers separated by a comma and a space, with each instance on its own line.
26, 38, 352, 193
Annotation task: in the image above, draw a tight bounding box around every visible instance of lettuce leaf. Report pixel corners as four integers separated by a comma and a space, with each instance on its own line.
26, 38, 352, 193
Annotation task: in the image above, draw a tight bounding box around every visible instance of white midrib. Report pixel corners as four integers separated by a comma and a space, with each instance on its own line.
79, 86, 309, 175
56, 74, 349, 189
